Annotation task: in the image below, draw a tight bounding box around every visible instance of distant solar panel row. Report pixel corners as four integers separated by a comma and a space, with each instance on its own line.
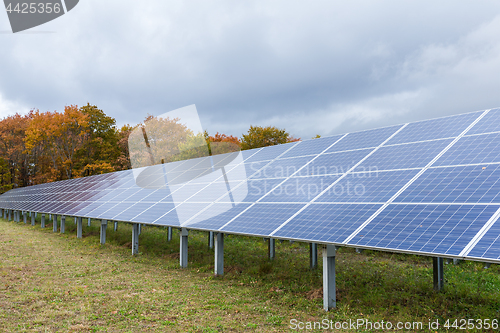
1, 108, 500, 263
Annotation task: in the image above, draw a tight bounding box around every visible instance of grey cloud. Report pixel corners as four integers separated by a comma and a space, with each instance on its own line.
0, 0, 499, 139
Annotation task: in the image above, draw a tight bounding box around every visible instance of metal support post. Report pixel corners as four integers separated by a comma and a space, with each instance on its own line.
180, 228, 188, 268
433, 257, 444, 291
310, 243, 318, 269
8, 210, 11, 221
453, 259, 461, 265
77, 217, 82, 238
74, 217, 77, 225
215, 233, 224, 276
132, 223, 139, 255
100, 220, 108, 244
53, 214, 58, 232
356, 248, 363, 253
268, 238, 275, 260
88, 217, 91, 227
41, 214, 45, 228
60, 216, 65, 233
31, 212, 35, 226
167, 226, 172, 241
23, 211, 27, 224
138, 224, 142, 235
209, 231, 214, 249
114, 221, 118, 231
323, 245, 336, 310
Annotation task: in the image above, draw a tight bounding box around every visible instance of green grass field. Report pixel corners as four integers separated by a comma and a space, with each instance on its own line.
1, 216, 499, 332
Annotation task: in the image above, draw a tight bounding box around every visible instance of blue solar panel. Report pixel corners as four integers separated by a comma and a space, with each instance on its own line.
250, 156, 314, 180
220, 203, 306, 236
326, 125, 402, 153
223, 160, 268, 181
185, 181, 242, 203
348, 204, 499, 256
88, 202, 120, 217
467, 218, 500, 260
110, 202, 155, 221
434, 133, 500, 166
395, 165, 500, 204
280, 135, 344, 158
221, 178, 285, 202
259, 176, 340, 202
306, 148, 374, 175
184, 203, 253, 230
316, 170, 419, 203
243, 142, 298, 163
131, 202, 176, 223
466, 108, 500, 135
272, 203, 382, 243
386, 111, 482, 145
91, 202, 128, 218
355, 139, 452, 171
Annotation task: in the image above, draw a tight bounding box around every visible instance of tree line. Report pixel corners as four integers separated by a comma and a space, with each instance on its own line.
0, 104, 300, 193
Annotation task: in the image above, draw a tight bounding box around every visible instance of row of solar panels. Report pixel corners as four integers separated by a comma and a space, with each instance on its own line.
1, 108, 500, 263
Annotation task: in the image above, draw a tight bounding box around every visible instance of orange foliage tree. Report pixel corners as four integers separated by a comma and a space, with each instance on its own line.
24, 105, 89, 182
0, 113, 30, 190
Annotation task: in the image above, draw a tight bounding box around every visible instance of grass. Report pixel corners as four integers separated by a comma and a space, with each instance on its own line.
0, 215, 499, 332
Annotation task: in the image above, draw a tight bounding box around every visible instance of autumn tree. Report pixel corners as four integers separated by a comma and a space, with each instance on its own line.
240, 125, 300, 150
116, 124, 134, 171
0, 113, 30, 190
206, 132, 241, 155
128, 115, 201, 168
24, 106, 89, 181
74, 103, 120, 176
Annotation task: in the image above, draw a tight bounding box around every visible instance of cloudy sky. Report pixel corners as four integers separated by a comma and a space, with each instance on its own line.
1, 0, 499, 140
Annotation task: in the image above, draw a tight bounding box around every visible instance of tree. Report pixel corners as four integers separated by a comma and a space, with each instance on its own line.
240, 125, 300, 150
0, 113, 31, 189
207, 132, 241, 155
116, 124, 134, 171
128, 115, 199, 168
74, 103, 121, 176
24, 106, 89, 181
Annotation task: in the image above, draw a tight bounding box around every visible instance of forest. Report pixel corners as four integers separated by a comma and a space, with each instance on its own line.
0, 104, 300, 193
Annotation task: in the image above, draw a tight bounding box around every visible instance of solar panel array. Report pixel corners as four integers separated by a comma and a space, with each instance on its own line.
1, 108, 500, 263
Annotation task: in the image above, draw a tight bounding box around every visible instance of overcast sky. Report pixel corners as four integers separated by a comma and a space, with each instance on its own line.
1, 1, 499, 140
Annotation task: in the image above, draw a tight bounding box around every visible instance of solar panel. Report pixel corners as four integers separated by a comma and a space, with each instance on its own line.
220, 203, 306, 236
467, 219, 500, 260
434, 133, 500, 166
315, 170, 419, 203
394, 165, 500, 204
385, 111, 482, 145
347, 204, 499, 256
354, 139, 452, 171
326, 125, 402, 153
271, 203, 382, 243
2, 107, 500, 264
465, 108, 500, 135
